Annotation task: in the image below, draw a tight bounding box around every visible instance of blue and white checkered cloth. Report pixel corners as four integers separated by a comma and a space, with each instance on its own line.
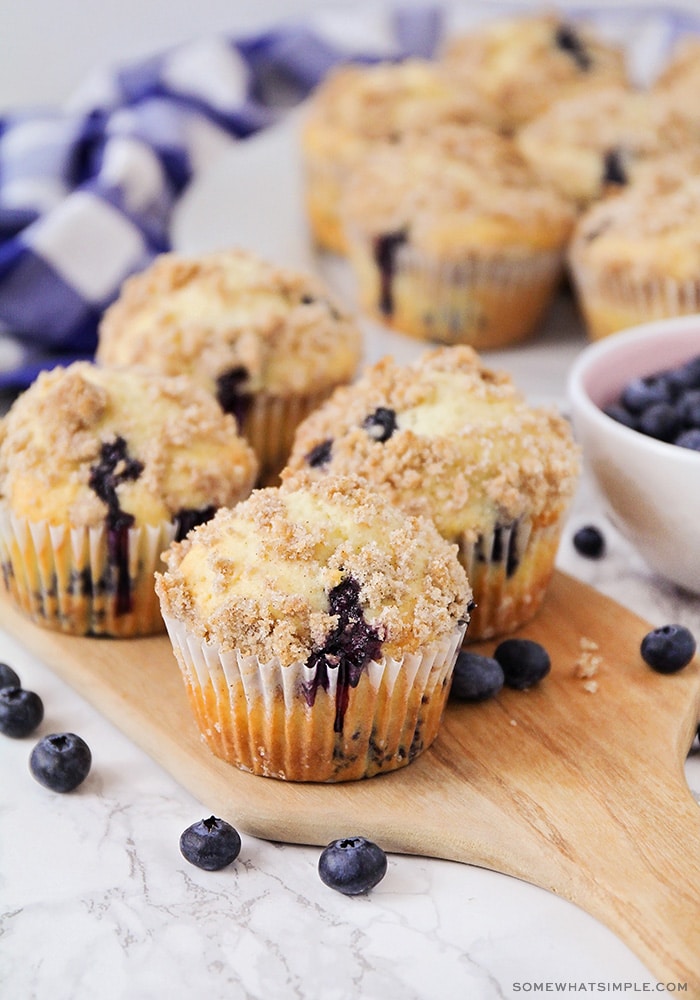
0, 8, 442, 392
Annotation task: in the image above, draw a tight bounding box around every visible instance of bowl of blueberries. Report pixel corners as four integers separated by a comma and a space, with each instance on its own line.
567, 314, 700, 594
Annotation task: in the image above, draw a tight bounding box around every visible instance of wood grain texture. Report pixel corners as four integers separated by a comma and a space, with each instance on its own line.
2, 571, 700, 991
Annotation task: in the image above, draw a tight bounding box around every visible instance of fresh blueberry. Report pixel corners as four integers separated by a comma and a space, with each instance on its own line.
667, 354, 700, 392
0, 662, 21, 689
640, 624, 696, 674
573, 525, 605, 559
637, 401, 681, 442
677, 388, 700, 426
674, 428, 700, 452
603, 403, 638, 430
29, 732, 92, 792
179, 816, 242, 871
0, 687, 44, 738
450, 651, 504, 702
318, 836, 388, 895
493, 638, 551, 690
621, 375, 673, 414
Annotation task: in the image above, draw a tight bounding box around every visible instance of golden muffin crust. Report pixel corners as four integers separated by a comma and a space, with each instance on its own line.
441, 12, 628, 131
155, 474, 472, 662
569, 154, 700, 283
0, 362, 258, 527
283, 346, 580, 542
96, 248, 362, 397
516, 85, 698, 208
341, 122, 576, 256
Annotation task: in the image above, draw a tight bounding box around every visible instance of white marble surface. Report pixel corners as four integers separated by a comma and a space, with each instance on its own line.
2, 2, 700, 997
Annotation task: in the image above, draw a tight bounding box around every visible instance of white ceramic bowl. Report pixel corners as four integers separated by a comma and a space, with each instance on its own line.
567, 314, 700, 594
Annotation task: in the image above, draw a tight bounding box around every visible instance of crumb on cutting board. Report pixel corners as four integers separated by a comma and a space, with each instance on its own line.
573, 636, 603, 693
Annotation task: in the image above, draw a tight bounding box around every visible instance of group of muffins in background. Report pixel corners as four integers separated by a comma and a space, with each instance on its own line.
16, 7, 685, 785
300, 10, 700, 345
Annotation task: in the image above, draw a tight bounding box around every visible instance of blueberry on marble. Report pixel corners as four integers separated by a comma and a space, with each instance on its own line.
306, 438, 333, 468
450, 651, 504, 702
0, 687, 44, 738
362, 407, 397, 443
493, 638, 551, 690
0, 662, 20, 689
640, 624, 696, 674
318, 837, 387, 895
29, 733, 92, 792
554, 23, 591, 71
179, 816, 242, 870
573, 525, 605, 559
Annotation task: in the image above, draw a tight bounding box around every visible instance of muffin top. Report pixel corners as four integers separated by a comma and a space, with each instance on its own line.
96, 249, 362, 399
0, 362, 258, 528
301, 57, 500, 154
155, 474, 471, 662
569, 154, 700, 282
441, 12, 628, 131
340, 122, 576, 255
283, 346, 580, 542
515, 85, 698, 208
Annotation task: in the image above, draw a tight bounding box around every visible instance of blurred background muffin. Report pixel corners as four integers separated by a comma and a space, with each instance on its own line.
0, 362, 257, 636
440, 11, 629, 133
299, 57, 501, 255
339, 121, 575, 349
283, 346, 580, 641
96, 248, 362, 483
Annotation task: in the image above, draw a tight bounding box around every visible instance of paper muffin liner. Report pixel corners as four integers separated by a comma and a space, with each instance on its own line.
161, 614, 467, 782
0, 507, 176, 637
457, 516, 565, 641
242, 387, 345, 486
568, 259, 700, 341
345, 233, 564, 349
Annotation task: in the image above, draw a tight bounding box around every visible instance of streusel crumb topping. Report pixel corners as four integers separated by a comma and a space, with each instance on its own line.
155, 474, 472, 662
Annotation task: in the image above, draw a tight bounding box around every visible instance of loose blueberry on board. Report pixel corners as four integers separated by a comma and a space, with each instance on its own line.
29, 733, 92, 792
493, 638, 551, 690
0, 662, 21, 689
0, 687, 44, 738
573, 525, 606, 559
450, 651, 504, 702
640, 624, 696, 674
180, 816, 242, 871
318, 837, 388, 896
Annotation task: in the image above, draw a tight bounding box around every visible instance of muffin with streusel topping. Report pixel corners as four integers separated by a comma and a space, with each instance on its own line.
516, 85, 699, 210
340, 122, 576, 348
299, 57, 500, 255
568, 153, 700, 340
284, 346, 580, 641
155, 474, 471, 782
0, 362, 257, 636
96, 248, 362, 483
441, 11, 629, 132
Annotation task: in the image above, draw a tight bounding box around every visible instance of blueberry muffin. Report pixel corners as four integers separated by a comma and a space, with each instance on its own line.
284, 346, 580, 641
515, 85, 698, 210
299, 57, 500, 254
340, 122, 576, 348
568, 153, 700, 340
96, 248, 362, 483
441, 11, 629, 132
155, 474, 471, 782
0, 362, 257, 636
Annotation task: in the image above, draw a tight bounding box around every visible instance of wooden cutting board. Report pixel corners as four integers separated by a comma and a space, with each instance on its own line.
2, 571, 700, 991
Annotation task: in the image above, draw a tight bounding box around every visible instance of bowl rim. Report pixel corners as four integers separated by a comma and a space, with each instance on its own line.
567, 314, 700, 464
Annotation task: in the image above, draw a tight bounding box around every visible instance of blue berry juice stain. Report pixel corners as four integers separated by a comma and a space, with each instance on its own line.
88, 436, 143, 616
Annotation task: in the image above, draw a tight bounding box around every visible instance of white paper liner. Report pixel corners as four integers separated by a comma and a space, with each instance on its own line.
161, 614, 467, 782
457, 517, 564, 642
0, 507, 175, 636
345, 229, 564, 348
